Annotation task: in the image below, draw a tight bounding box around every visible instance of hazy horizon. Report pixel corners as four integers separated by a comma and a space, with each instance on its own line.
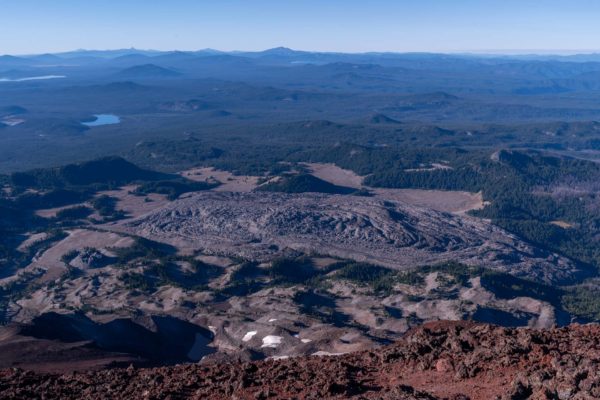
2, 0, 600, 55
7, 46, 600, 58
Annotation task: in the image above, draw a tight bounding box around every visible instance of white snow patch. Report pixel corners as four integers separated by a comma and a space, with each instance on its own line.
312, 351, 345, 357
268, 355, 290, 360
242, 331, 258, 342
261, 335, 283, 348
208, 326, 217, 335
293, 333, 311, 343
268, 318, 278, 322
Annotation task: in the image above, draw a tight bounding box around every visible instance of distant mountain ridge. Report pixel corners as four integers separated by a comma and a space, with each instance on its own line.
116, 64, 181, 78
10, 47, 600, 65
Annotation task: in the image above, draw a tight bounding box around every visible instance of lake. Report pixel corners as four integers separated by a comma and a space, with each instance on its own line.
81, 114, 121, 127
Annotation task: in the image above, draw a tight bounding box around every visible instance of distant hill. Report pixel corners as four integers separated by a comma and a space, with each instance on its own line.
152, 51, 199, 63
209, 110, 232, 118
257, 174, 356, 194
116, 64, 181, 79
364, 113, 401, 124
258, 47, 298, 56
405, 125, 456, 136
0, 106, 27, 117
109, 54, 152, 66
0, 55, 30, 67
11, 156, 167, 188
126, 139, 224, 172
182, 55, 256, 69
27, 54, 64, 63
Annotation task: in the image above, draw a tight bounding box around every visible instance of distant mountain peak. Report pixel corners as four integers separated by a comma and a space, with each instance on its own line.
261, 47, 298, 55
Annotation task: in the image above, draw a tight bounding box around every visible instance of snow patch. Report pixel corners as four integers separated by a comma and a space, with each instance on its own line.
268, 355, 290, 360
242, 331, 258, 342
261, 335, 283, 348
312, 351, 345, 356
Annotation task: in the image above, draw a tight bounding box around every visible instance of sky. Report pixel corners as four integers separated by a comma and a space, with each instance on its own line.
2, 0, 600, 55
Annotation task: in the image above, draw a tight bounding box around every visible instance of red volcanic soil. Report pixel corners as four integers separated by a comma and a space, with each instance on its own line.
1, 321, 600, 399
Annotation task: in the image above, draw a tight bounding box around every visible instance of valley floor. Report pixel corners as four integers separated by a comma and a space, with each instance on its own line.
0, 164, 580, 368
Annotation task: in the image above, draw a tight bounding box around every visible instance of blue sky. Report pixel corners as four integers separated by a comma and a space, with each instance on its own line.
1, 0, 600, 55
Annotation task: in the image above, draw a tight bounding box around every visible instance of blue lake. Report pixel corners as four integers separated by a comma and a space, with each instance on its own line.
82, 114, 121, 127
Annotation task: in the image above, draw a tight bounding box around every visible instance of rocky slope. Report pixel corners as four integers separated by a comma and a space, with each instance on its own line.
2, 321, 599, 399
122, 191, 577, 284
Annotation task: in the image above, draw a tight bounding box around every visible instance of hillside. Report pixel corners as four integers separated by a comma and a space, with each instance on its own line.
2, 321, 599, 399
10, 157, 167, 188
257, 173, 356, 194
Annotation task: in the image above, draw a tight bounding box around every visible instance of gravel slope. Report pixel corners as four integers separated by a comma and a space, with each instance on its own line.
2, 321, 600, 399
